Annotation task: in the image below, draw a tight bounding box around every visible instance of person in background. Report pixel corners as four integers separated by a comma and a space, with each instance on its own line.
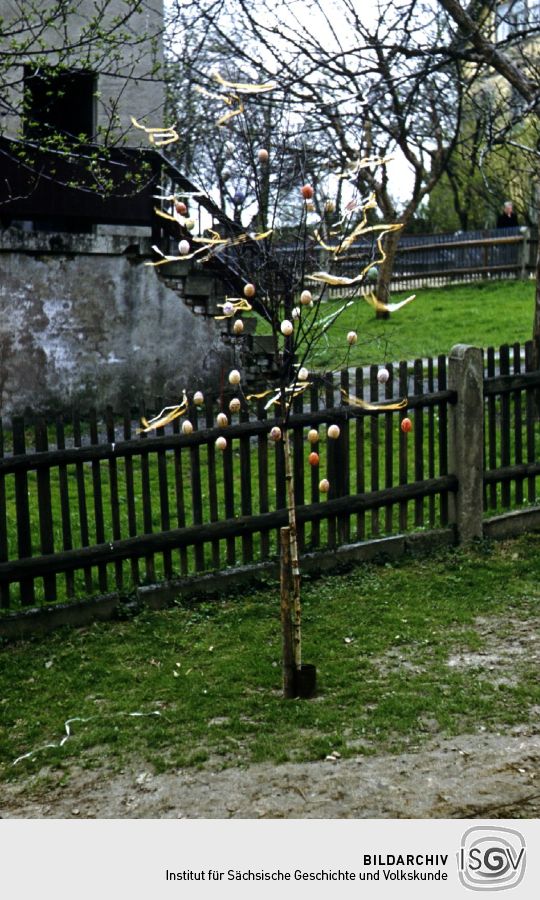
497, 200, 519, 228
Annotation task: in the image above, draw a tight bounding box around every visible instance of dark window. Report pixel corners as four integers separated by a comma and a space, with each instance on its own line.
23, 67, 96, 142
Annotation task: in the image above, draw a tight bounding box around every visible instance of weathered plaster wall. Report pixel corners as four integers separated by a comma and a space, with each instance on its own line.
0, 233, 232, 415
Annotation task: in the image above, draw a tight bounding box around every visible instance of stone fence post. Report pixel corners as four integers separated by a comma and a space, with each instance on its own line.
448, 344, 484, 543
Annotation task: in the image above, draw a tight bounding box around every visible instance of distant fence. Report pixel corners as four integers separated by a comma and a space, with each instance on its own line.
327, 227, 537, 295
0, 340, 539, 622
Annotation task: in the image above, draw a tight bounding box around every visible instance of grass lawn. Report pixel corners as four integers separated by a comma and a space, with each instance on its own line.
253, 279, 536, 370
1, 533, 538, 782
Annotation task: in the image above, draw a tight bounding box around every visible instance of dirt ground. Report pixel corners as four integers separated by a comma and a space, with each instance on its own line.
1, 611, 539, 819
0, 730, 538, 819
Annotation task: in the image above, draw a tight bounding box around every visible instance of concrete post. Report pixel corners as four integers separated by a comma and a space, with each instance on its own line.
448, 344, 484, 542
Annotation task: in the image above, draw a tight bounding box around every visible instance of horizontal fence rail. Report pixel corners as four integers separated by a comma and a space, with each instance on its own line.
325, 227, 536, 295
0, 340, 539, 617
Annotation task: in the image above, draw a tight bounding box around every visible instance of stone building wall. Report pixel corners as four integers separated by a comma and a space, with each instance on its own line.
0, 231, 233, 416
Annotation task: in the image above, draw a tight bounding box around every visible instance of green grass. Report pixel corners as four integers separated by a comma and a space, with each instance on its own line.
254, 279, 535, 369
1, 534, 539, 782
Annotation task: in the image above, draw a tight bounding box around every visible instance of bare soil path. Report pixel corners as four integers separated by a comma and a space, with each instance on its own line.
1, 727, 539, 819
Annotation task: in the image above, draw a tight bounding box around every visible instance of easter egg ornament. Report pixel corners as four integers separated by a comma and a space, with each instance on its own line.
347, 331, 358, 345
401, 417, 412, 433
243, 283, 256, 299
280, 320, 293, 336
377, 368, 390, 384
229, 397, 241, 414
181, 419, 193, 435
193, 391, 204, 406
228, 369, 241, 385
178, 239, 191, 256
301, 184, 314, 200
319, 478, 330, 493
298, 366, 309, 381
300, 290, 312, 306
175, 201, 187, 216
270, 426, 282, 442
308, 452, 320, 467
217, 412, 229, 427
233, 319, 244, 335
215, 436, 227, 451
327, 424, 340, 439
258, 148, 269, 163
307, 429, 319, 444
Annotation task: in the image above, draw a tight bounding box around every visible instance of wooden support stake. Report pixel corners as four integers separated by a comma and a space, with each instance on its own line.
280, 526, 296, 698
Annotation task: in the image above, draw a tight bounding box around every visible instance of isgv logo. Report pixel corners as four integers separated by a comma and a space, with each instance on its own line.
458, 826, 526, 891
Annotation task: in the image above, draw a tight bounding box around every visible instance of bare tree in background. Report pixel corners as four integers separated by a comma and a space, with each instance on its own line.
165, 0, 467, 314
434, 0, 540, 354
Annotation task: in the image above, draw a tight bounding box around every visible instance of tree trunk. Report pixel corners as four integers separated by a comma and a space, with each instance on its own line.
375, 227, 402, 318
283, 428, 301, 671
280, 526, 296, 698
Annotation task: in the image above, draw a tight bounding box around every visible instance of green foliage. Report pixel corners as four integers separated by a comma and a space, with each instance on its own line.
428, 111, 540, 232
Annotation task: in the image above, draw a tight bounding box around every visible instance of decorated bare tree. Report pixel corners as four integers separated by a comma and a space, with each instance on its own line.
138, 71, 414, 696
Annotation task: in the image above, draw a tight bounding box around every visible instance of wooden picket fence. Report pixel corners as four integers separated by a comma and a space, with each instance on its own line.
0, 340, 539, 615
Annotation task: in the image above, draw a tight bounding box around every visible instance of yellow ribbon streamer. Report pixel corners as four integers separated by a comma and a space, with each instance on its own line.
137, 394, 188, 433
362, 290, 416, 314
211, 72, 277, 94
340, 389, 408, 412
131, 117, 179, 147
215, 298, 253, 319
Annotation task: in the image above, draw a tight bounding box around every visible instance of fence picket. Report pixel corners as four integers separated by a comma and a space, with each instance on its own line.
105, 407, 124, 589
513, 342, 524, 506
525, 341, 537, 504
413, 358, 424, 528
222, 413, 236, 566
338, 368, 351, 544
355, 366, 366, 541
0, 418, 10, 608
398, 361, 409, 531
205, 396, 221, 570
486, 347, 497, 510
189, 403, 205, 571
35, 418, 56, 601
13, 417, 34, 606
293, 390, 306, 551
500, 344, 511, 508
171, 415, 188, 575
427, 357, 436, 527
438, 354, 449, 526
72, 409, 93, 592
154, 403, 173, 581
123, 408, 140, 586
257, 399, 270, 559
309, 381, 321, 549
239, 404, 254, 564
383, 363, 394, 534
325, 376, 337, 547
89, 409, 108, 592
138, 402, 156, 584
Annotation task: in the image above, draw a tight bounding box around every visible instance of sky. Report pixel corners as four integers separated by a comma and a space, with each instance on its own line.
164, 0, 418, 207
